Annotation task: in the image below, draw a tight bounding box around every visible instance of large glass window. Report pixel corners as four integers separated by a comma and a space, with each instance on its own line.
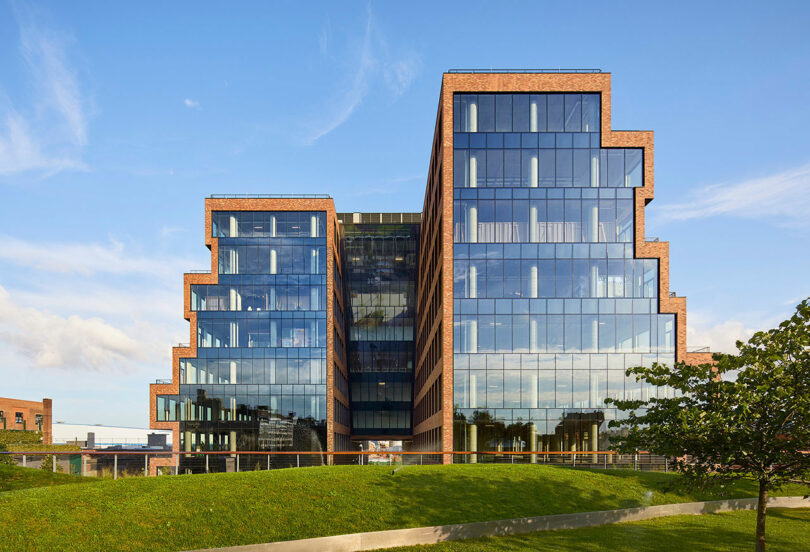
453, 93, 673, 457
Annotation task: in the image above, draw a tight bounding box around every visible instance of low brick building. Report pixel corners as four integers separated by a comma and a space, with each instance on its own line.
0, 397, 53, 445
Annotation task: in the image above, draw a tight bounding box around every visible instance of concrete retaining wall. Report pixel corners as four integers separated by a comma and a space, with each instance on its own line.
193, 496, 810, 552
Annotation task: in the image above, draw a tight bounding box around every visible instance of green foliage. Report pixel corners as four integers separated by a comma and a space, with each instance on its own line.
389, 508, 810, 551
4, 443, 80, 452
0, 429, 42, 446
607, 298, 810, 550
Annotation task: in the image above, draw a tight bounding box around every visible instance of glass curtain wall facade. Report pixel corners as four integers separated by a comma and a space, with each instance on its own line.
340, 215, 420, 438
155, 210, 329, 468
451, 93, 675, 458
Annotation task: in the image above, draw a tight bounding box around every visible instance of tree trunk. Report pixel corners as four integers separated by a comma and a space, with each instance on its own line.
755, 479, 768, 552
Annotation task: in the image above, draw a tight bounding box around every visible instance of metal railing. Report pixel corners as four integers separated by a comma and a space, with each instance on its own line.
186, 269, 210, 274
447, 68, 602, 74
208, 194, 331, 199
687, 346, 711, 353
1, 450, 677, 479
153, 379, 172, 385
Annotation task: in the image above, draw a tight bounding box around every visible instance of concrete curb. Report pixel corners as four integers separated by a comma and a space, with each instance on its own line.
191, 496, 810, 552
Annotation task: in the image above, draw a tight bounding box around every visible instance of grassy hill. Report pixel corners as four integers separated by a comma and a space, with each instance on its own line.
0, 464, 805, 551
391, 508, 810, 552
0, 464, 93, 492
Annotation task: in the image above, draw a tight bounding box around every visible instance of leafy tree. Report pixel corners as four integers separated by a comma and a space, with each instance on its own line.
606, 298, 810, 552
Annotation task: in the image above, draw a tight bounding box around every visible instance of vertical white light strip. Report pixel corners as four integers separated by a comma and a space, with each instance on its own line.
468, 206, 478, 243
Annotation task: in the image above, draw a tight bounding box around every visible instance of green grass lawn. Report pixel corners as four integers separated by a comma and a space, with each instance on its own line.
0, 464, 805, 552
0, 464, 93, 492
388, 508, 810, 552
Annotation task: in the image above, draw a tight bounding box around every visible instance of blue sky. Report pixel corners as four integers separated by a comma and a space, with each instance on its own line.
0, 1, 808, 427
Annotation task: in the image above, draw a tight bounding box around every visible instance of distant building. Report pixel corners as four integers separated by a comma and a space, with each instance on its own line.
0, 397, 52, 444
52, 423, 172, 448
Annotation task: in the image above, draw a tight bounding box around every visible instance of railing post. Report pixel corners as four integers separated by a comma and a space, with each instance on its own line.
82, 454, 86, 477
236, 454, 239, 472
604, 453, 607, 470
267, 454, 270, 470
144, 454, 148, 477
206, 454, 209, 474
572, 453, 576, 467
297, 454, 300, 468
22, 454, 26, 468
665, 457, 668, 472
634, 453, 638, 471
175, 453, 179, 475
114, 454, 118, 480
53, 454, 56, 473
419, 454, 423, 465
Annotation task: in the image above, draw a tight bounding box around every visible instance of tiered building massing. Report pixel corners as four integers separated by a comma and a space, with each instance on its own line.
149, 71, 710, 470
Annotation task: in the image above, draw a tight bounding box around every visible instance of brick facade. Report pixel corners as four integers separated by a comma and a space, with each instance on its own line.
0, 397, 52, 445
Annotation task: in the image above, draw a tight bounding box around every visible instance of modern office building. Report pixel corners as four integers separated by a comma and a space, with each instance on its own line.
150, 71, 710, 467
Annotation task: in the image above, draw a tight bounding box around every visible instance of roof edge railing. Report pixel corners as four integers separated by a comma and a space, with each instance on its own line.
209, 194, 331, 199
447, 68, 603, 74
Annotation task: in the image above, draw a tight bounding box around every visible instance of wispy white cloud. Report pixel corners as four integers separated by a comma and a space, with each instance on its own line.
303, 12, 375, 145
184, 98, 200, 109
0, 5, 88, 176
0, 110, 84, 176
0, 235, 194, 283
302, 6, 422, 145
658, 163, 810, 226
384, 55, 422, 96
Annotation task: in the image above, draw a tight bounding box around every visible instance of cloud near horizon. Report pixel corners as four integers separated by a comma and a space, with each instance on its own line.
0, 284, 148, 371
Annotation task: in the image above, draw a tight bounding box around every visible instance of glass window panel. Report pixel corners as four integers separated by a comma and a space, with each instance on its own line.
504, 150, 521, 188
495, 95, 512, 132
513, 94, 530, 132
547, 95, 564, 132
454, 149, 470, 188
548, 314, 564, 352
556, 149, 573, 187
573, 149, 591, 188
582, 94, 600, 132
487, 371, 503, 408
625, 149, 643, 187
478, 95, 495, 132
608, 150, 624, 188
555, 368, 572, 408
504, 370, 521, 408
487, 149, 504, 187
538, 149, 555, 187
564, 94, 582, 132
538, 370, 555, 407
531, 94, 547, 132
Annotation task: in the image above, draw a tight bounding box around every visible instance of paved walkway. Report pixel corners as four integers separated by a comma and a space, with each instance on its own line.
192, 496, 810, 552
